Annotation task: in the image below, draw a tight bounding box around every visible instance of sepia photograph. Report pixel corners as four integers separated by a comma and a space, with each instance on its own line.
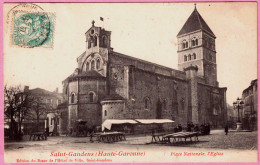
2, 2, 258, 163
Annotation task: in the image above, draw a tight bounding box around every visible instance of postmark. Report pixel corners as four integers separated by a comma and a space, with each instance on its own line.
8, 4, 55, 48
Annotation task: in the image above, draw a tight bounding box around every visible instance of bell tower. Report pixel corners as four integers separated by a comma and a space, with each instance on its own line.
85, 20, 111, 55
76, 20, 113, 75
177, 6, 218, 86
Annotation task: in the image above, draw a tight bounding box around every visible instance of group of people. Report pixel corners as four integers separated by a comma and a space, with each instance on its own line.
173, 122, 211, 135
199, 123, 211, 135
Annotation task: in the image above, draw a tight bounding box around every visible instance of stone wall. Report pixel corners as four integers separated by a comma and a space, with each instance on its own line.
197, 83, 227, 128
67, 78, 106, 128
101, 101, 125, 122
127, 67, 189, 125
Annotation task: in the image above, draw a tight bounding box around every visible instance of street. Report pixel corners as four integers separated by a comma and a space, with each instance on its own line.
4, 130, 258, 163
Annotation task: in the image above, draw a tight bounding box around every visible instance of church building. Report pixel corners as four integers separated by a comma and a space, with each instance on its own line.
62, 6, 227, 132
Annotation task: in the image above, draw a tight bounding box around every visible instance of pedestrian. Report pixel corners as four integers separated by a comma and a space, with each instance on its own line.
208, 123, 211, 135
90, 126, 95, 143
225, 125, 229, 135
45, 127, 49, 136
187, 122, 191, 132
190, 122, 194, 132
194, 124, 199, 132
178, 124, 182, 132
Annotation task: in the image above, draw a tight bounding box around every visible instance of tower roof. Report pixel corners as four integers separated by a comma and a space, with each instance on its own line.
177, 7, 215, 38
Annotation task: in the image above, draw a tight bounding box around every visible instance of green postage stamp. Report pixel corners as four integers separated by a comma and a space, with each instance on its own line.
11, 11, 55, 48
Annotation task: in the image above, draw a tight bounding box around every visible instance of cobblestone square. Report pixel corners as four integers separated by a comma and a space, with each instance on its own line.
4, 130, 258, 163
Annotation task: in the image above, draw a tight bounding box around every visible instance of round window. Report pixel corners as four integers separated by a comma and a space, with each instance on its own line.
114, 73, 118, 80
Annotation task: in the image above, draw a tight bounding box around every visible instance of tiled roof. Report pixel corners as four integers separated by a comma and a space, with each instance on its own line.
26, 88, 62, 97
177, 7, 215, 37
102, 94, 125, 101
66, 70, 105, 80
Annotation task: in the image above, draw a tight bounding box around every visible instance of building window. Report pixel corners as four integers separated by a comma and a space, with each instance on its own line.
182, 40, 188, 49
192, 37, 198, 46
144, 97, 150, 110
89, 92, 94, 103
71, 93, 75, 103
188, 54, 191, 61
96, 59, 100, 70
94, 36, 97, 46
193, 53, 196, 60
192, 39, 195, 46
102, 36, 107, 47
104, 110, 107, 116
184, 55, 187, 62
91, 60, 95, 70
86, 62, 90, 71
88, 39, 91, 49
57, 99, 61, 106
51, 118, 53, 125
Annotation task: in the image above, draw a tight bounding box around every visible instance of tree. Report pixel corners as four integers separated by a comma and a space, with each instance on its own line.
4, 85, 31, 139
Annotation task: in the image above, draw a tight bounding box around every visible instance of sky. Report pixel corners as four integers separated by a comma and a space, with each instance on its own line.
3, 2, 257, 105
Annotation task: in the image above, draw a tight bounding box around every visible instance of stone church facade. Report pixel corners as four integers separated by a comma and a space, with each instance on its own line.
62, 7, 227, 131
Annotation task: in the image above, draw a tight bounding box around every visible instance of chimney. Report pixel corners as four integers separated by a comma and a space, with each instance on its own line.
55, 88, 59, 93
24, 86, 29, 92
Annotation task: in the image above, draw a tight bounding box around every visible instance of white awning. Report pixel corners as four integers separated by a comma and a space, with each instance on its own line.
135, 119, 175, 124
102, 119, 138, 131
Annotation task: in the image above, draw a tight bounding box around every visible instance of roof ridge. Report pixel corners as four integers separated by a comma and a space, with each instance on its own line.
177, 7, 215, 38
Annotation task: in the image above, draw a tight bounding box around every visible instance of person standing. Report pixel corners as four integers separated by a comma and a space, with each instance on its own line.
45, 127, 49, 136
225, 125, 229, 135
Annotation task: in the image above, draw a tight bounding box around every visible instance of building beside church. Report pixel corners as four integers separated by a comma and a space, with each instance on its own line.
241, 79, 257, 130
13, 86, 64, 134
62, 7, 227, 132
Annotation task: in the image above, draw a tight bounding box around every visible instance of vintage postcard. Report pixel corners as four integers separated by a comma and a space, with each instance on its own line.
1, 2, 258, 164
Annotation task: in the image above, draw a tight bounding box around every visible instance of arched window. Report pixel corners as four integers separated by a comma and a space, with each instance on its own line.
96, 59, 100, 70
192, 40, 195, 46
94, 36, 97, 47
182, 42, 185, 49
102, 36, 107, 47
88, 39, 91, 49
193, 53, 196, 60
89, 92, 94, 103
192, 38, 198, 46
91, 60, 95, 70
195, 39, 198, 46
188, 54, 191, 61
144, 97, 150, 110
86, 62, 89, 71
184, 55, 187, 62
182, 40, 188, 49
104, 110, 107, 116
71, 93, 75, 103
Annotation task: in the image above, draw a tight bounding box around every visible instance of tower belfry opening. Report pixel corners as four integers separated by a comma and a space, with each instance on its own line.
177, 6, 218, 86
